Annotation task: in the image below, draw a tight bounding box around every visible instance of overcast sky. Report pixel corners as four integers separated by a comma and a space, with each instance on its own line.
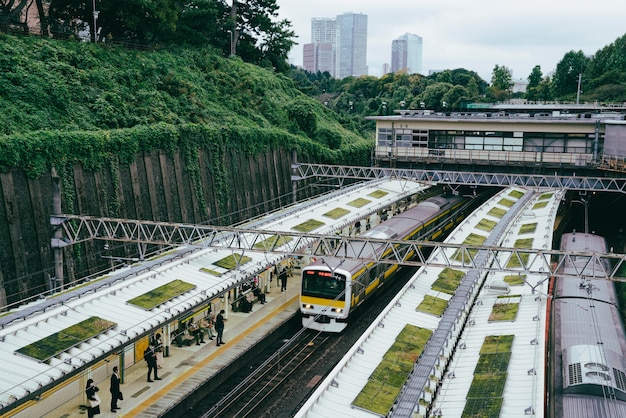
276, 0, 625, 82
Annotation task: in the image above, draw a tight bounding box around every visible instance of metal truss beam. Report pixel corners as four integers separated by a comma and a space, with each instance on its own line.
292, 163, 626, 193
53, 215, 626, 281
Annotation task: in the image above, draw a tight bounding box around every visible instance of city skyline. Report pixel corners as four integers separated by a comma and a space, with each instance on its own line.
277, 0, 625, 81
303, 13, 368, 79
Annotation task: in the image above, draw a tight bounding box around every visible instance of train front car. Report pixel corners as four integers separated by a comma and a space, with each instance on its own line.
300, 193, 468, 333
300, 260, 360, 332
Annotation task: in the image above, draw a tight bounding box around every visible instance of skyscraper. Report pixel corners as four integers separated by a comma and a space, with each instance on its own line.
303, 12, 368, 79
303, 18, 336, 75
391, 33, 423, 75
335, 12, 368, 78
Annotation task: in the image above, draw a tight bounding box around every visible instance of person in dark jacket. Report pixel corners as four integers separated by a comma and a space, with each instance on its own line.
279, 268, 288, 292
110, 366, 121, 412
144, 343, 161, 382
85, 378, 101, 418
215, 309, 226, 346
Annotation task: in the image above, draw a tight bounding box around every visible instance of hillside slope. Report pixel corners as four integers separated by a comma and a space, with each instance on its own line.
0, 34, 371, 169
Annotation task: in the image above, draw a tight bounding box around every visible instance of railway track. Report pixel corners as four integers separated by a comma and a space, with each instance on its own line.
201, 330, 330, 418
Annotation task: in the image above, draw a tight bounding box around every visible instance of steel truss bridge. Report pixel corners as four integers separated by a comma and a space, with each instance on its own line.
52, 214, 626, 282
291, 163, 626, 193
51, 166, 626, 282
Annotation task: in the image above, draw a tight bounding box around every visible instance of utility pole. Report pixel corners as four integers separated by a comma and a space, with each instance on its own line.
92, 0, 99, 43
576, 73, 582, 105
229, 1, 238, 57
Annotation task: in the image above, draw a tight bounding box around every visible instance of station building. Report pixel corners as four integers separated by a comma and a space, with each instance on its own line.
369, 102, 626, 174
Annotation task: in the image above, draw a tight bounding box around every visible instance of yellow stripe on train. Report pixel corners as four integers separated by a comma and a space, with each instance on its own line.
301, 295, 345, 308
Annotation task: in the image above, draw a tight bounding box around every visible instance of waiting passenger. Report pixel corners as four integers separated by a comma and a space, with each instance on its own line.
188, 318, 203, 345
253, 285, 266, 304
241, 293, 253, 313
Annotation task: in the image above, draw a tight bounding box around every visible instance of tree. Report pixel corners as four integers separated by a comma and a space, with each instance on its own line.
551, 50, 589, 97
419, 82, 453, 111
490, 64, 513, 91
525, 65, 543, 101
228, 0, 295, 72
487, 65, 513, 101
0, 0, 29, 32
442, 85, 470, 109
174, 0, 228, 47
49, 0, 179, 43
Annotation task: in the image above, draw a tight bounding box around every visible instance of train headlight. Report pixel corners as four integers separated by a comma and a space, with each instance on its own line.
303, 304, 314, 309
332, 308, 344, 314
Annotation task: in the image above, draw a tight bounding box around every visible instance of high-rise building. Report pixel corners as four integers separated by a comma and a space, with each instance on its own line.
303, 17, 336, 76
391, 33, 423, 75
311, 17, 336, 44
335, 12, 368, 78
303, 13, 368, 79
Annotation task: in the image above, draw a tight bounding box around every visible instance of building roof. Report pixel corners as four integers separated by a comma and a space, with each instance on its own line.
0, 178, 429, 410
295, 186, 563, 417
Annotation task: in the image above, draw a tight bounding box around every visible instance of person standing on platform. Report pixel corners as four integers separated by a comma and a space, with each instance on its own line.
110, 366, 122, 412
85, 378, 101, 418
206, 310, 216, 340
144, 343, 161, 382
279, 267, 288, 292
154, 333, 164, 368
215, 309, 226, 346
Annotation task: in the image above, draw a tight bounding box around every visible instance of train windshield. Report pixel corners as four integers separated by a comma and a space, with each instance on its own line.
302, 269, 347, 300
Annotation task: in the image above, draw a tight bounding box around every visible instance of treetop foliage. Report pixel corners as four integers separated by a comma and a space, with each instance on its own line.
0, 32, 373, 174
289, 33, 626, 112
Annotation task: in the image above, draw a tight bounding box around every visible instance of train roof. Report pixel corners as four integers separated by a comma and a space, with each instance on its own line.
560, 232, 607, 253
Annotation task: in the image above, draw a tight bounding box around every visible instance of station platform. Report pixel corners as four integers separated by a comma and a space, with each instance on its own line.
46, 274, 302, 418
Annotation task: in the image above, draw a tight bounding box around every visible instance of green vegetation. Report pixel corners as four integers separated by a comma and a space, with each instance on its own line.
292, 219, 325, 232
200, 267, 222, 276
476, 218, 497, 232
506, 238, 534, 268
503, 274, 526, 286
533, 201, 549, 209
519, 223, 537, 234
538, 192, 554, 200
16, 316, 117, 362
368, 190, 389, 199
508, 190, 524, 199
416, 295, 449, 316
453, 233, 487, 262
432, 268, 465, 294
487, 207, 506, 218
462, 335, 514, 418
128, 279, 196, 310
498, 198, 515, 208
488, 296, 520, 321
0, 33, 371, 180
213, 254, 252, 269
253, 235, 293, 249
323, 208, 350, 220
348, 198, 371, 208
352, 325, 432, 416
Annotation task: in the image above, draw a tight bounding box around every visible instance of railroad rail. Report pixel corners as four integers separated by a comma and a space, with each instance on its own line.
202, 330, 330, 418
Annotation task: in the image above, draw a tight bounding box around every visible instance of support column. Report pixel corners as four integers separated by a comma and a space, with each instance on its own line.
51, 167, 64, 292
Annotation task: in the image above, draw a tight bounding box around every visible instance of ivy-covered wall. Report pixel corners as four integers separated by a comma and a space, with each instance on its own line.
0, 122, 350, 309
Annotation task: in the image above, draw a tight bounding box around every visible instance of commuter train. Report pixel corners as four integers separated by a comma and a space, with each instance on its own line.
551, 232, 626, 417
300, 193, 470, 332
